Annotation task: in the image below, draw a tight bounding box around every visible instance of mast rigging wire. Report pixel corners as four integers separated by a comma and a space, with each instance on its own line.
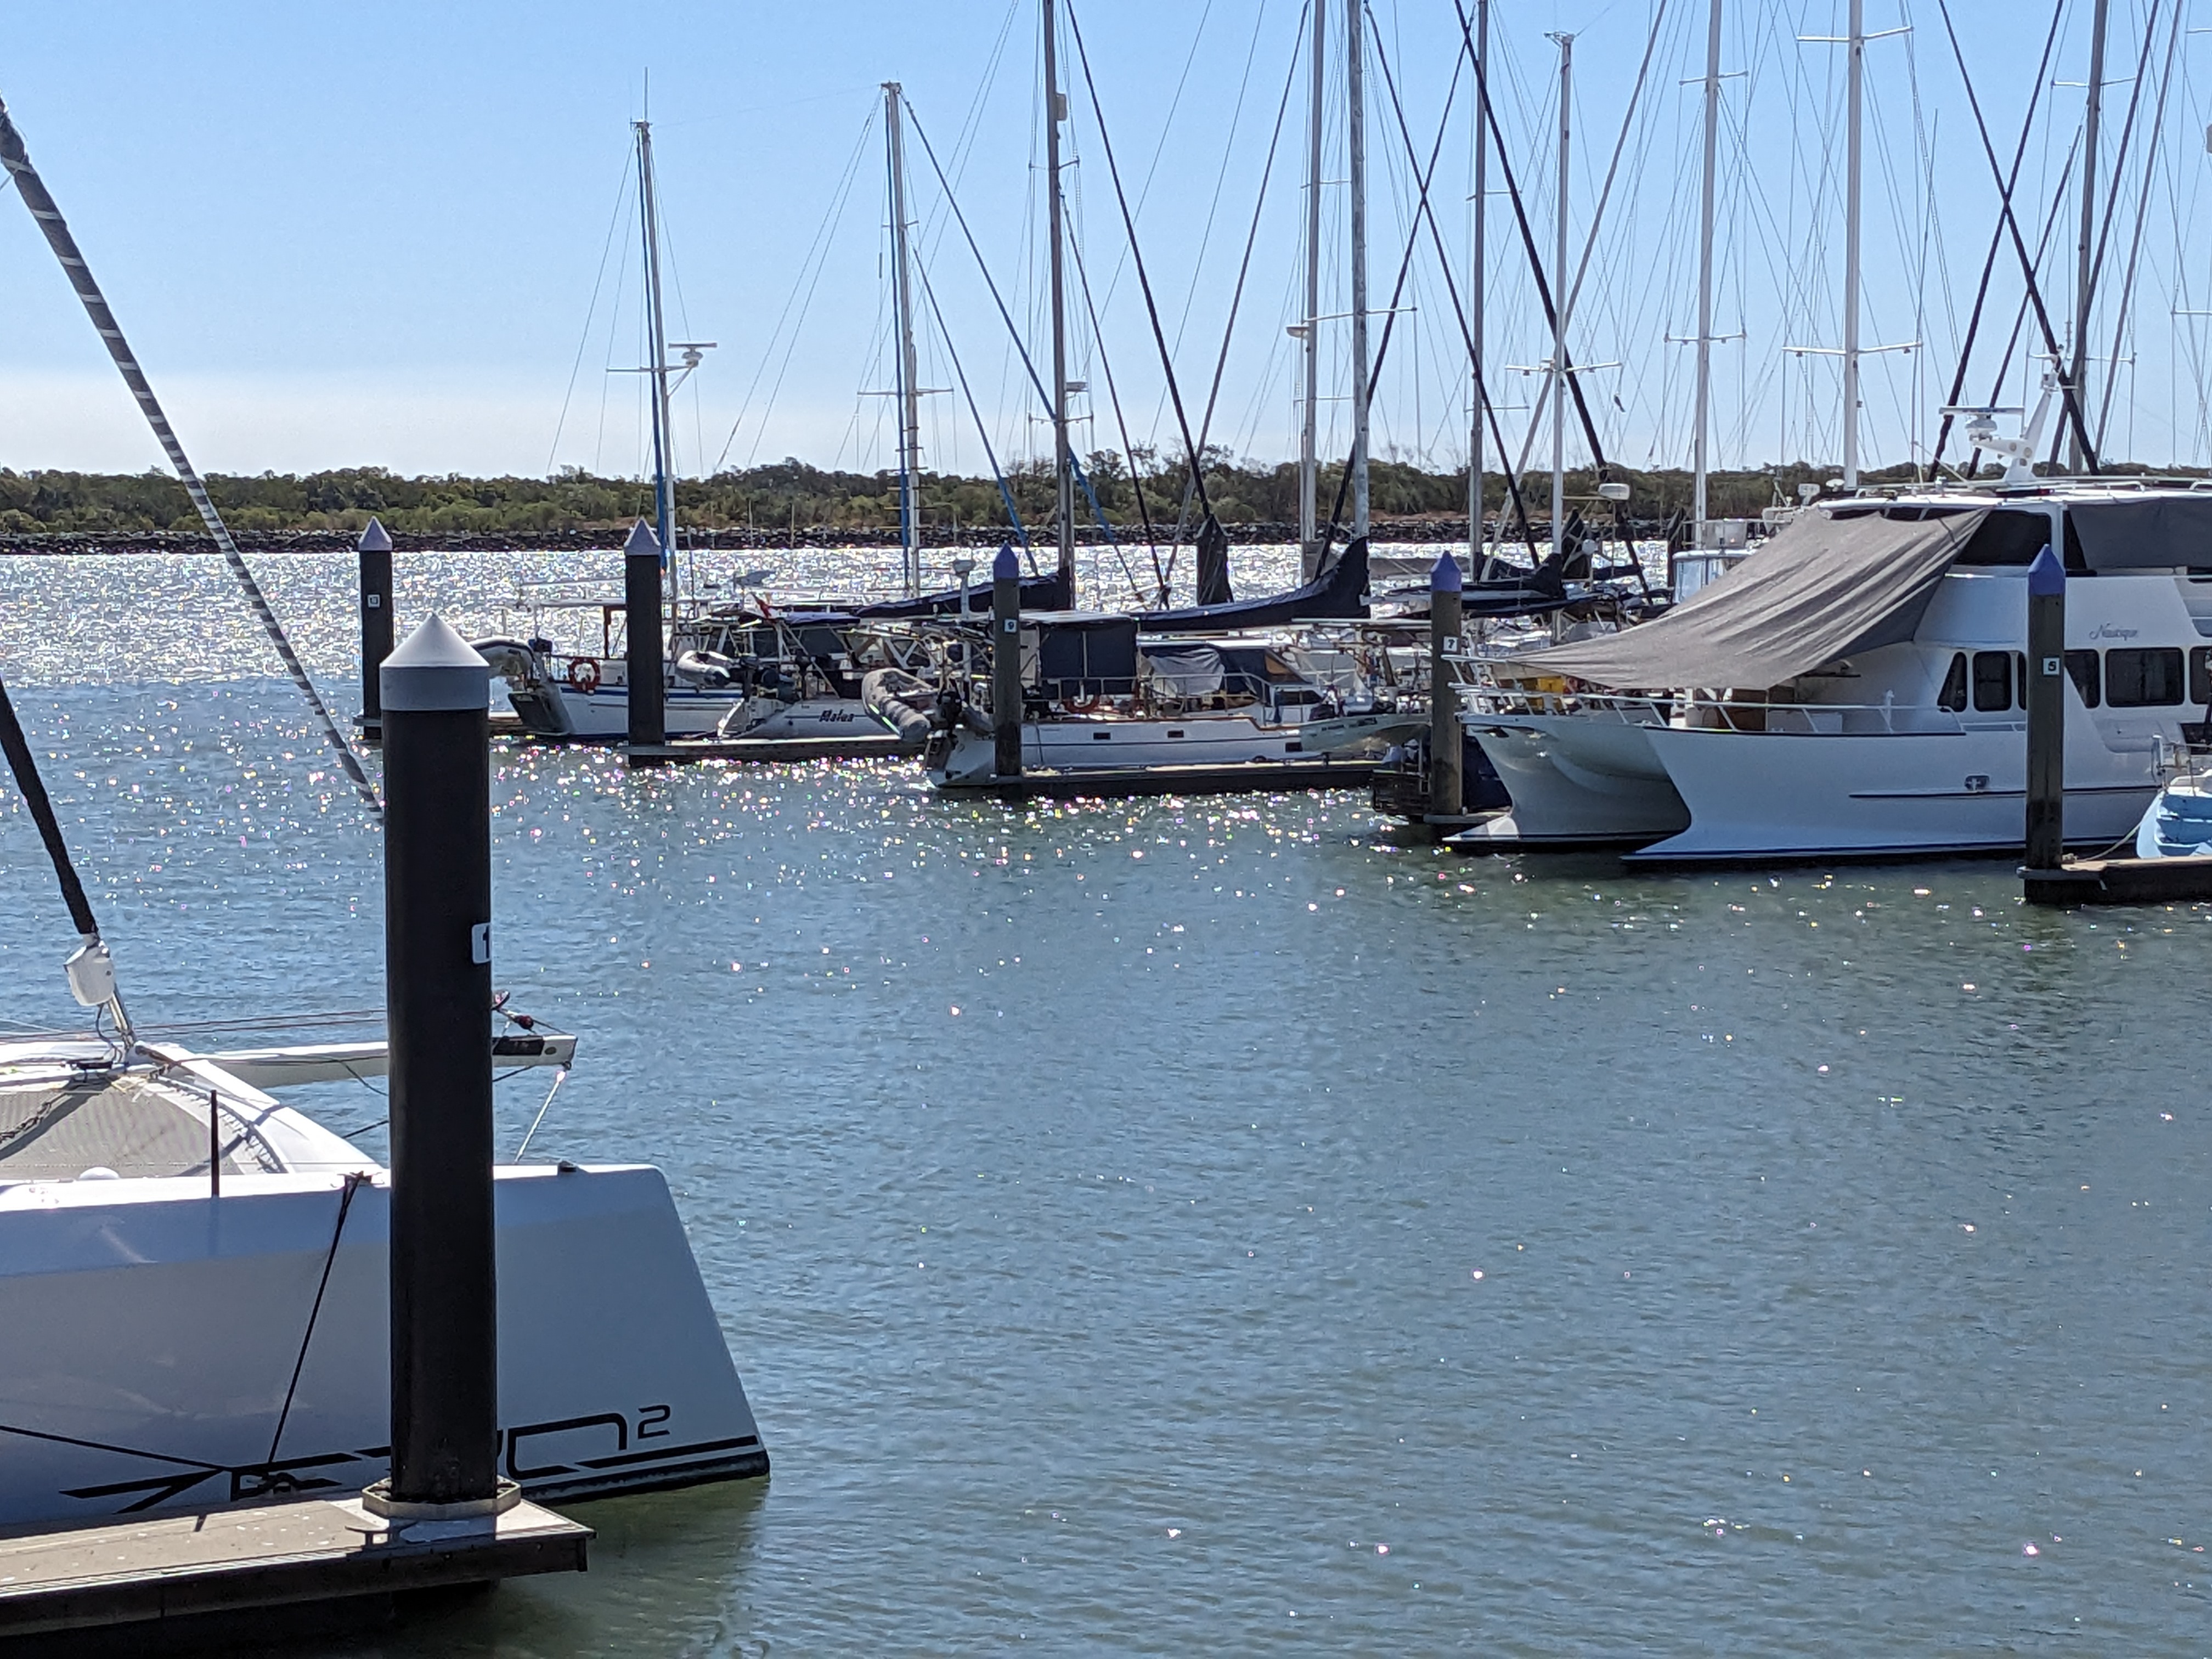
2061, 1, 2165, 465
1364, 17, 1541, 564
2093, 0, 2186, 452
715, 108, 878, 473
0, 95, 382, 819
0, 671, 101, 941
1933, 0, 2100, 472
902, 104, 1126, 564
549, 153, 640, 474
1191, 1, 1309, 524
1973, 137, 2079, 472
912, 247, 1036, 560
1065, 230, 1169, 594
1065, 3, 1216, 526
1313, 26, 1491, 558
1929, 0, 2066, 471
1447, 0, 1613, 478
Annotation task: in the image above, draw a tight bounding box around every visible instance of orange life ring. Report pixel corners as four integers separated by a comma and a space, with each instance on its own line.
566, 657, 602, 692
1062, 690, 1102, 714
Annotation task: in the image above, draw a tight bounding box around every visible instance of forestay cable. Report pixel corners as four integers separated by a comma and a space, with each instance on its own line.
0, 94, 382, 818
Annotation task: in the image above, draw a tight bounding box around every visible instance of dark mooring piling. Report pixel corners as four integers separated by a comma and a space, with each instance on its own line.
992, 543, 1023, 781
356, 516, 394, 742
367, 614, 504, 1519
625, 517, 666, 752
2023, 543, 2066, 876
0, 615, 584, 1650
1427, 551, 1464, 820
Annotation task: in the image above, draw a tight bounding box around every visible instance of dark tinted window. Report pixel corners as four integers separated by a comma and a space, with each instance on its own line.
1952, 512, 2055, 567
2062, 515, 2090, 574
2107, 648, 2186, 707
2066, 650, 2101, 707
2193, 647, 2212, 707
1972, 651, 2013, 712
1939, 652, 1968, 712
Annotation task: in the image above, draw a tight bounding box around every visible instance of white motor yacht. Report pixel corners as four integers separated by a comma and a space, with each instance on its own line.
1457, 478, 2212, 862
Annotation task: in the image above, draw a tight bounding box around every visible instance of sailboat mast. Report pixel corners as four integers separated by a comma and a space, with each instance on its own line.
1347, 0, 1370, 544
1841, 0, 1863, 491
1300, 0, 1327, 575
1692, 0, 1722, 532
1468, 0, 1489, 571
1549, 33, 1573, 561
636, 117, 677, 589
1042, 0, 1076, 599
885, 82, 924, 598
2068, 0, 2110, 475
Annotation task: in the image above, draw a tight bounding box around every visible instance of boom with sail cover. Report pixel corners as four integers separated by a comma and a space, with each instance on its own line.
0, 94, 382, 820
1141, 538, 1369, 634
854, 568, 1071, 619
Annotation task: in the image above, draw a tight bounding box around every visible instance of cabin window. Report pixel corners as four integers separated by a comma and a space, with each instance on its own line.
1939, 653, 1969, 712
2192, 647, 2212, 707
2106, 647, 2186, 707
2065, 650, 2101, 708
1971, 651, 2014, 712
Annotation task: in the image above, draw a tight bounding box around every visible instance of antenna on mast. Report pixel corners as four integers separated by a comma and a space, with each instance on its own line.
1941, 363, 2059, 490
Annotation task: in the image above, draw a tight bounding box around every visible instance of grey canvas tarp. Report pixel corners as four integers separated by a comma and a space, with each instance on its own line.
1504, 506, 1989, 692
2066, 494, 2212, 570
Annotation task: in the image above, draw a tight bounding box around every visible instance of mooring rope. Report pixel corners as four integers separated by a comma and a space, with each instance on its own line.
0, 94, 383, 819
264, 1171, 369, 1473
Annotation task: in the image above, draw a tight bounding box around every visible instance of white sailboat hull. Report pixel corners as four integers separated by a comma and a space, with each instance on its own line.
0, 1165, 765, 1528
929, 713, 1319, 786
547, 684, 738, 738
719, 696, 879, 741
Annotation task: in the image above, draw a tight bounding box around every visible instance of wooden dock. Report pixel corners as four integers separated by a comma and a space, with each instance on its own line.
624, 733, 919, 765
955, 758, 1378, 800
2024, 854, 2212, 905
0, 1494, 589, 1651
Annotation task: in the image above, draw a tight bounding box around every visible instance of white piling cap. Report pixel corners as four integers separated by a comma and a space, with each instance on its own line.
357, 516, 393, 554
624, 518, 662, 560
380, 613, 492, 712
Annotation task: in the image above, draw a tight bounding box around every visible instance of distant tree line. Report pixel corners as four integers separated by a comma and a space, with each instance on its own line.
1, 452, 2196, 540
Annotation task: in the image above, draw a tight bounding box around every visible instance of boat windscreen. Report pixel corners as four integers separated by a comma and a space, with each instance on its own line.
1506, 506, 1989, 692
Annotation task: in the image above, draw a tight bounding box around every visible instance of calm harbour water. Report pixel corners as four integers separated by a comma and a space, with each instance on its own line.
4, 549, 2212, 1654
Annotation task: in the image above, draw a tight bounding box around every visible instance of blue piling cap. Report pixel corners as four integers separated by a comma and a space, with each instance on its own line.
380, 613, 491, 712
993, 543, 1020, 581
2027, 543, 2065, 598
623, 518, 662, 560
1430, 551, 1464, 594
356, 516, 392, 554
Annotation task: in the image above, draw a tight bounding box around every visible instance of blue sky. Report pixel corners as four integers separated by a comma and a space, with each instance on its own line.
0, 2, 2200, 483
